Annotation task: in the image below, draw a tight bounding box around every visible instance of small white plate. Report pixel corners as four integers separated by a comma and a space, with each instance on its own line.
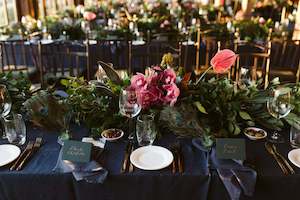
130, 146, 173, 170
244, 127, 267, 140
288, 149, 300, 168
132, 40, 145, 46
101, 129, 124, 142
0, 144, 21, 167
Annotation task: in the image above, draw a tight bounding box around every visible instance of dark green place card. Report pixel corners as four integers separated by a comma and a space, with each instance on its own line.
62, 140, 92, 163
216, 138, 246, 160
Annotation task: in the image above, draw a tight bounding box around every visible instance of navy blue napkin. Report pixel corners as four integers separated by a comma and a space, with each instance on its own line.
192, 138, 257, 200
53, 148, 108, 184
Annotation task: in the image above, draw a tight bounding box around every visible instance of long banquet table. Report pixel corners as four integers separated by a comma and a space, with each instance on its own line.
0, 125, 299, 200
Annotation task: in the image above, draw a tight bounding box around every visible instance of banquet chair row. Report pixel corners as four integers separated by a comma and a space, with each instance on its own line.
0, 40, 37, 75
194, 28, 298, 88
0, 37, 299, 88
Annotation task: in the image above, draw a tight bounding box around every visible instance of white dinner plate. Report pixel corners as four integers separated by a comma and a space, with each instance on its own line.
0, 144, 21, 167
130, 146, 173, 170
288, 149, 300, 168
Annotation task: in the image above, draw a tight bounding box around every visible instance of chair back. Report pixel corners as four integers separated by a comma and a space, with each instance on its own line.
37, 40, 90, 85
233, 29, 272, 88
90, 39, 132, 75
0, 39, 36, 73
271, 39, 300, 83
131, 39, 182, 73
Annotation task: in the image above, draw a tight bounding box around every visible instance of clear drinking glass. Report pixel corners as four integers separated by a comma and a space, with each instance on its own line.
290, 126, 300, 148
119, 88, 141, 139
267, 87, 293, 143
4, 114, 26, 145
136, 114, 157, 146
57, 111, 73, 145
0, 84, 12, 138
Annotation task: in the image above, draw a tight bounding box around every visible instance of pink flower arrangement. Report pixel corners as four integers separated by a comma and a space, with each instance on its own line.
130, 67, 180, 109
83, 12, 96, 21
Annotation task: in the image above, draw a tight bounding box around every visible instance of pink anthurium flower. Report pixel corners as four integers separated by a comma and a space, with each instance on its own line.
210, 49, 237, 73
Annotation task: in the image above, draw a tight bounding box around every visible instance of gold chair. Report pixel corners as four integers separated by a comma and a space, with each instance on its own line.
234, 41, 272, 89
233, 29, 272, 89
269, 39, 300, 83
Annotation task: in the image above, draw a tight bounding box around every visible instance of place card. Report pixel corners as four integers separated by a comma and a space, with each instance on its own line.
62, 140, 92, 163
216, 138, 246, 160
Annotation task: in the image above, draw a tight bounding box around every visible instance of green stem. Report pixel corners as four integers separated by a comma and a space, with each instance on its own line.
195, 66, 213, 85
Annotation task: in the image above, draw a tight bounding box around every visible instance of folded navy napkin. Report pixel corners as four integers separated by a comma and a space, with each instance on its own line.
53, 146, 108, 184
192, 138, 257, 200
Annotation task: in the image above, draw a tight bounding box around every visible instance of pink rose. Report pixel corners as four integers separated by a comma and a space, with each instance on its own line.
259, 17, 266, 24
147, 73, 160, 86
131, 73, 147, 90
137, 86, 161, 109
162, 83, 180, 106
210, 49, 236, 73
83, 12, 96, 21
152, 66, 162, 71
162, 68, 176, 84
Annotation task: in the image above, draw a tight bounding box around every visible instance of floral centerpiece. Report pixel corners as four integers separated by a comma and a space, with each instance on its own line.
130, 67, 180, 109
4, 47, 300, 147
233, 17, 273, 42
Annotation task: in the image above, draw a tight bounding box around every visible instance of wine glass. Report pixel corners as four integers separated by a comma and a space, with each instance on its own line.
267, 87, 293, 143
0, 84, 12, 139
119, 88, 141, 139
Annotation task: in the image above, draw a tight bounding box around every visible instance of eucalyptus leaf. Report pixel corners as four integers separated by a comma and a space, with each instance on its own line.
246, 121, 255, 126
239, 111, 252, 120
285, 113, 300, 130
233, 124, 241, 135
194, 101, 207, 114
60, 79, 69, 87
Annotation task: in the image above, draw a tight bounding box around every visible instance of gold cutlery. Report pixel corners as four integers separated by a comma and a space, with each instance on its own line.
176, 149, 184, 173
128, 143, 134, 173
121, 142, 131, 173
171, 152, 177, 174
170, 144, 177, 174
272, 144, 295, 175
174, 142, 184, 174
265, 142, 289, 175
16, 137, 42, 171
10, 141, 34, 171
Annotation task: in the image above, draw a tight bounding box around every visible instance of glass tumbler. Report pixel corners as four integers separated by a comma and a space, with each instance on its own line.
136, 114, 157, 146
4, 114, 26, 145
290, 126, 300, 148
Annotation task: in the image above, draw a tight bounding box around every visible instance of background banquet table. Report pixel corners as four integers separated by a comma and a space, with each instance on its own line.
0, 125, 299, 200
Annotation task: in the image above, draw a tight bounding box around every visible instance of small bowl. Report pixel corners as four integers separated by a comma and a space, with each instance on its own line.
101, 129, 124, 142
244, 127, 267, 140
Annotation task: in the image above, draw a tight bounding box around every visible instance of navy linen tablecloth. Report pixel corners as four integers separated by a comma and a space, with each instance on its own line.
1, 125, 300, 200
0, 126, 210, 200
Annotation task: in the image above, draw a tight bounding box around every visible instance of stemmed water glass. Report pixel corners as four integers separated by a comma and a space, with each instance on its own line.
0, 84, 12, 139
119, 88, 141, 139
267, 87, 293, 143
